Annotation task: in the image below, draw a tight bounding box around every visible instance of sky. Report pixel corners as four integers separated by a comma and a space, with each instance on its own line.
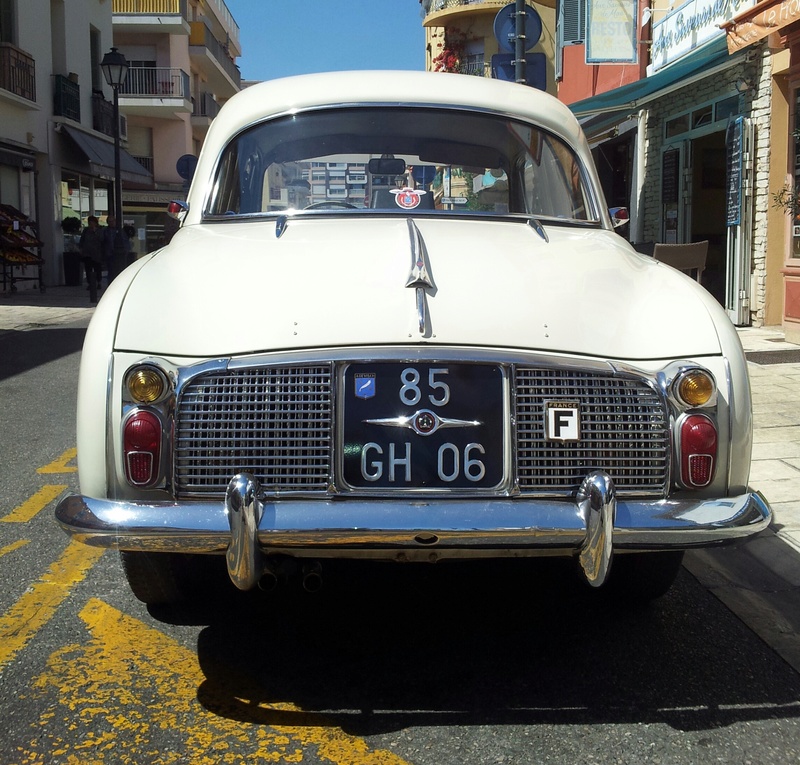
224, 1, 428, 82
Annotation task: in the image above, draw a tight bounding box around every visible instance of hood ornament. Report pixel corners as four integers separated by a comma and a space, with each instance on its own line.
405, 218, 433, 335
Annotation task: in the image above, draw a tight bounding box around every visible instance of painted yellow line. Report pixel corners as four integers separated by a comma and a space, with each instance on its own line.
22, 598, 411, 765
1, 484, 68, 523
0, 542, 105, 670
0, 539, 29, 558
37, 447, 78, 474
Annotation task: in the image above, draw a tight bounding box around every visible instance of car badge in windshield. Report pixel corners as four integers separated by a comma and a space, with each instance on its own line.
392, 187, 426, 210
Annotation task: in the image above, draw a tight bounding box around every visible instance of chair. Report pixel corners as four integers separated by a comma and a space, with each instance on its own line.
653, 240, 709, 284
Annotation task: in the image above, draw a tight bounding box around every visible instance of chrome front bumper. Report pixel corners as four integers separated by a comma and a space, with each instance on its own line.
55, 471, 771, 590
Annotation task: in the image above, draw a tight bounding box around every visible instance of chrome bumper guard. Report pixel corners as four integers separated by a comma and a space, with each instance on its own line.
55, 471, 771, 590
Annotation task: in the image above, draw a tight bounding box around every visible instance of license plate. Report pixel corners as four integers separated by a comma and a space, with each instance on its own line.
340, 363, 505, 490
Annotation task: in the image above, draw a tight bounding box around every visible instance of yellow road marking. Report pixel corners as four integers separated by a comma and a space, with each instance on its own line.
37, 447, 78, 474
2, 484, 68, 523
0, 539, 29, 557
0, 541, 105, 670
22, 598, 411, 764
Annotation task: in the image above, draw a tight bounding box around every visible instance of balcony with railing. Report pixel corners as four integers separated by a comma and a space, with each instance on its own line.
192, 90, 220, 119
92, 92, 115, 137
131, 155, 154, 174
0, 42, 36, 103
189, 21, 241, 94
422, 0, 507, 14
119, 66, 192, 115
53, 75, 80, 121
112, 0, 190, 35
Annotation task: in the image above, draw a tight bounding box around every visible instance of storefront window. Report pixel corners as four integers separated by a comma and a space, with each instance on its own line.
665, 95, 740, 141
692, 104, 713, 129
715, 96, 739, 122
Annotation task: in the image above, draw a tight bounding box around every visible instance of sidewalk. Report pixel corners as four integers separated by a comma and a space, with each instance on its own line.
0, 284, 96, 331
2, 283, 799, 551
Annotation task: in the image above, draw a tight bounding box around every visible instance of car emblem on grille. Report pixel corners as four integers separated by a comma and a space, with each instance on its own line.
363, 408, 480, 437
354, 374, 376, 399
545, 400, 581, 441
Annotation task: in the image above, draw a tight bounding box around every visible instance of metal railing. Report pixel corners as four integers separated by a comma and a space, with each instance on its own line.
424, 0, 505, 13
0, 42, 35, 102
112, 0, 186, 15
92, 92, 115, 137
205, 0, 240, 53
192, 91, 220, 119
189, 22, 240, 88
112, 0, 239, 53
460, 56, 487, 76
131, 155, 154, 174
53, 74, 80, 120
120, 67, 190, 99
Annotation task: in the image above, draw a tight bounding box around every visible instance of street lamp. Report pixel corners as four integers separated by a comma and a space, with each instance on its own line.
101, 47, 129, 267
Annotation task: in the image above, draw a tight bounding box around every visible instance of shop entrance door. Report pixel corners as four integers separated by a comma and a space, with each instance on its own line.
671, 119, 753, 325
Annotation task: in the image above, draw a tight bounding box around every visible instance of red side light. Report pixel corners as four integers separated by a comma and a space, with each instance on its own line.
680, 414, 717, 488
123, 410, 161, 486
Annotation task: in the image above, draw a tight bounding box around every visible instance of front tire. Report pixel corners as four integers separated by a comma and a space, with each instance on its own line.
120, 551, 224, 607
600, 551, 685, 605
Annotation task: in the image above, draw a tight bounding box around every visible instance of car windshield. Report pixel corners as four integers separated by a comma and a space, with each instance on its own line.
206, 106, 598, 222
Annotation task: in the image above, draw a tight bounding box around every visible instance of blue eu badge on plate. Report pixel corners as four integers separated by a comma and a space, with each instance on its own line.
354, 373, 376, 399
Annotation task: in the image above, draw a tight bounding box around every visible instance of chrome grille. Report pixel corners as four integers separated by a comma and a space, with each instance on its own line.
173, 361, 669, 498
515, 368, 669, 496
174, 365, 332, 497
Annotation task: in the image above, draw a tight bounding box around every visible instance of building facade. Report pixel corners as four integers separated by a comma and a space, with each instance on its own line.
0, 0, 240, 291
420, 0, 557, 95
0, 0, 152, 290
112, 0, 241, 256
559, 0, 786, 330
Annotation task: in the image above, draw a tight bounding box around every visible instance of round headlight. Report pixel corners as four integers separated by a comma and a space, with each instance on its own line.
127, 366, 166, 404
676, 369, 715, 407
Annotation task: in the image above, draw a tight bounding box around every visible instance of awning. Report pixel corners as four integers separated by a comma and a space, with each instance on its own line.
569, 36, 733, 117
62, 126, 151, 183
722, 0, 800, 53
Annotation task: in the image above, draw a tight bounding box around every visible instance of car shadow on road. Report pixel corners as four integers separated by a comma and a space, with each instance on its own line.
171, 558, 800, 735
0, 327, 86, 381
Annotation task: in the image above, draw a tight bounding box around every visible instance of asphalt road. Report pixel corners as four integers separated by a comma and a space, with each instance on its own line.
1, 321, 799, 764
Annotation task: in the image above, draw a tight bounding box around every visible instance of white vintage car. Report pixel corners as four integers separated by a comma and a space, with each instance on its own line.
56, 70, 770, 606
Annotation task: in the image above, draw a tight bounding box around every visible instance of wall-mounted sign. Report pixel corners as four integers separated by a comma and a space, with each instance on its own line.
650, 0, 756, 73
586, 0, 638, 64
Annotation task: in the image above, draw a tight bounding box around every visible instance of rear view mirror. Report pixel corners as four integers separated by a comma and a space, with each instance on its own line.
368, 157, 406, 176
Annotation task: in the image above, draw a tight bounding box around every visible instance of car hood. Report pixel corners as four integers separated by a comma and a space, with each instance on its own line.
114, 217, 723, 360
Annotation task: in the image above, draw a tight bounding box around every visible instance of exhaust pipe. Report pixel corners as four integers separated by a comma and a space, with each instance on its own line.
302, 561, 323, 593
257, 568, 279, 592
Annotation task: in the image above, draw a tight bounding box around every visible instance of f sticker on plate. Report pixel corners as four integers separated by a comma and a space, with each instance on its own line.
354, 373, 376, 399
545, 401, 581, 441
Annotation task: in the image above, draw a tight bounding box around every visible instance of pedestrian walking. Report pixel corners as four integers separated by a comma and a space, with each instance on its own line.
103, 215, 127, 284
79, 216, 103, 303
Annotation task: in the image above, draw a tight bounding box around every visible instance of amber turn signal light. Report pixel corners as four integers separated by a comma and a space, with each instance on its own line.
126, 366, 166, 404
675, 369, 714, 407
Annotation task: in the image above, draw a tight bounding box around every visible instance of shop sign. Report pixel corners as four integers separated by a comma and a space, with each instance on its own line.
650, 0, 756, 72
725, 0, 800, 52
586, 0, 639, 64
